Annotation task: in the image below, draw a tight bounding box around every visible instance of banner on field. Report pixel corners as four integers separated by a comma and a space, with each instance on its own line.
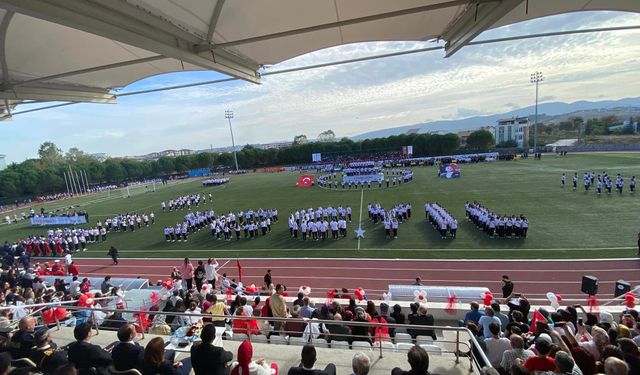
401, 145, 413, 158
297, 175, 315, 187
311, 153, 322, 162
30, 215, 87, 226
438, 163, 461, 179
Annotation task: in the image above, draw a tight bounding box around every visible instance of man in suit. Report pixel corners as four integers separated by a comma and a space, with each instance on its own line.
111, 324, 143, 371
191, 324, 233, 375
392, 345, 430, 375
287, 344, 336, 375
66, 322, 112, 374
29, 328, 68, 374
9, 316, 36, 359
408, 305, 436, 340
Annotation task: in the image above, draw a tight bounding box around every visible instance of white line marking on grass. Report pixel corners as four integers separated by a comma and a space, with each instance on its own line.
357, 188, 364, 251
78, 246, 637, 253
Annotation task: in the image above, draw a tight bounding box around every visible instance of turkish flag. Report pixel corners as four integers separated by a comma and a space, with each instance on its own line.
297, 175, 315, 187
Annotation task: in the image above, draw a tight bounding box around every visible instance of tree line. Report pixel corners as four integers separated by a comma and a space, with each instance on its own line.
0, 133, 465, 199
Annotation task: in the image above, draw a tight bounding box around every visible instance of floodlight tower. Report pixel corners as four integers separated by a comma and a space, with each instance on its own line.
225, 110, 239, 171
530, 71, 543, 151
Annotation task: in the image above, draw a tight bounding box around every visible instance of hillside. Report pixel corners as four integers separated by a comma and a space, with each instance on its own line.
351, 97, 640, 140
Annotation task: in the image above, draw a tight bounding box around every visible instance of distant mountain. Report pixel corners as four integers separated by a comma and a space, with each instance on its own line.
351, 97, 640, 140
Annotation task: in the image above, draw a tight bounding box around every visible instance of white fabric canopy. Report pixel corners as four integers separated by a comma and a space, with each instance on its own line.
0, 0, 638, 118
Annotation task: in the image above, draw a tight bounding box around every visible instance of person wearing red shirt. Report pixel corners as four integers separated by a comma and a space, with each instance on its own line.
52, 269, 65, 276
523, 337, 556, 372
68, 262, 79, 276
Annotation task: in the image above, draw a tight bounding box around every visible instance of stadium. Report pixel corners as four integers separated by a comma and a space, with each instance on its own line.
0, 2, 640, 375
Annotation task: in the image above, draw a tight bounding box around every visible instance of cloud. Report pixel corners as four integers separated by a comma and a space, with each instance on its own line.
2, 11, 640, 162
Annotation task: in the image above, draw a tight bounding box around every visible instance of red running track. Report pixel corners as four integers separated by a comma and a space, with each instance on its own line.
67, 258, 640, 302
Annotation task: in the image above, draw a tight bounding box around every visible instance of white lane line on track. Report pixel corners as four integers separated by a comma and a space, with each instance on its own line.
73, 264, 640, 273
76, 272, 640, 284
63, 256, 640, 262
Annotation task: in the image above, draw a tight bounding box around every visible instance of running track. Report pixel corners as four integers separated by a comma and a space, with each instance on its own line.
68, 258, 640, 302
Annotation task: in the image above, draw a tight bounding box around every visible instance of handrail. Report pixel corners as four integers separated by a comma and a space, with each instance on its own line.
0, 296, 119, 311
602, 286, 640, 307
57, 304, 492, 369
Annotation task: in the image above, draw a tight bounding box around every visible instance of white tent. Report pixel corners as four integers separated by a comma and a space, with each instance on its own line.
0, 0, 638, 119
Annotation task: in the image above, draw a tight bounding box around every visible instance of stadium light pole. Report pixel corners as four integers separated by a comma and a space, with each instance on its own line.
530, 71, 543, 151
225, 110, 239, 171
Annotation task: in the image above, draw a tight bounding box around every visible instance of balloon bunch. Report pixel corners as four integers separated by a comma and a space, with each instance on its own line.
354, 288, 366, 301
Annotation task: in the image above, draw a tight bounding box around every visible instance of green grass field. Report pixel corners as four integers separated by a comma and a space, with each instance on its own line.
2, 153, 640, 259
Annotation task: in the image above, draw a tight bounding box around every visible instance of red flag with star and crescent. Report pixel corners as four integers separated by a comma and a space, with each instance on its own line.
297, 175, 315, 187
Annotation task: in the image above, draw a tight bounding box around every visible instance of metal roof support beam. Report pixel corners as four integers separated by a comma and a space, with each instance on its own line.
0, 0, 261, 84
443, 0, 524, 57
3, 55, 167, 90
213, 0, 487, 49
0, 85, 115, 103
207, 0, 225, 43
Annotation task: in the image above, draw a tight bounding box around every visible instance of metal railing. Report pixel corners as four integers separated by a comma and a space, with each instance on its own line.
55, 304, 491, 373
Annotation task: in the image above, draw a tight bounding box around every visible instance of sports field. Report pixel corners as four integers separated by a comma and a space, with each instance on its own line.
2, 153, 640, 259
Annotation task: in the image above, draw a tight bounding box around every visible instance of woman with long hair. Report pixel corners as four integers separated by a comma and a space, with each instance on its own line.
142, 337, 191, 375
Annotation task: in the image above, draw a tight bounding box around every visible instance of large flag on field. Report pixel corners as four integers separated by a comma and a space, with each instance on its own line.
297, 175, 315, 187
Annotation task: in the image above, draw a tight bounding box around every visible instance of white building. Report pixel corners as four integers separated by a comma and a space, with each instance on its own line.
495, 117, 530, 148
0, 154, 6, 171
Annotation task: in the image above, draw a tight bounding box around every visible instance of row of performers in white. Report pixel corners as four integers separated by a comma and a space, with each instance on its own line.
291, 206, 353, 223
465, 201, 529, 238
161, 193, 211, 211
424, 202, 458, 239
288, 213, 349, 240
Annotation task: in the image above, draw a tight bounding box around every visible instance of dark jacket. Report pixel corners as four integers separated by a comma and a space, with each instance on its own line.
143, 360, 180, 375
287, 367, 333, 375
67, 341, 112, 371
409, 314, 436, 339
9, 330, 35, 359
190, 342, 233, 375
112, 342, 144, 371
29, 344, 69, 374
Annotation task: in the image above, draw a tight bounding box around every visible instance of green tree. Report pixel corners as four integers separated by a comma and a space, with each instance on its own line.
466, 130, 495, 151
38, 142, 64, 165
317, 130, 336, 142
293, 134, 308, 145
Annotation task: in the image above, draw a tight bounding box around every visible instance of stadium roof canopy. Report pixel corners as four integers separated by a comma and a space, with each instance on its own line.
0, 0, 638, 119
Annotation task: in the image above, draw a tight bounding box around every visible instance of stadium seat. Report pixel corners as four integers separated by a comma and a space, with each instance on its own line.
10, 358, 37, 370
289, 337, 309, 346
351, 341, 372, 351
330, 340, 349, 349
232, 333, 249, 341
109, 366, 143, 375
394, 333, 412, 344
373, 341, 395, 352
270, 335, 289, 345
420, 344, 443, 356
312, 338, 329, 348
251, 335, 268, 343
416, 335, 434, 345
396, 343, 415, 352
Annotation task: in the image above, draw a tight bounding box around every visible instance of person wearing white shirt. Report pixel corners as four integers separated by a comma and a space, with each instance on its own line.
484, 322, 511, 368
205, 258, 219, 287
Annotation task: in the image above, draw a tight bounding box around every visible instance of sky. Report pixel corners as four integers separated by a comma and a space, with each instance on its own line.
2, 10, 640, 163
